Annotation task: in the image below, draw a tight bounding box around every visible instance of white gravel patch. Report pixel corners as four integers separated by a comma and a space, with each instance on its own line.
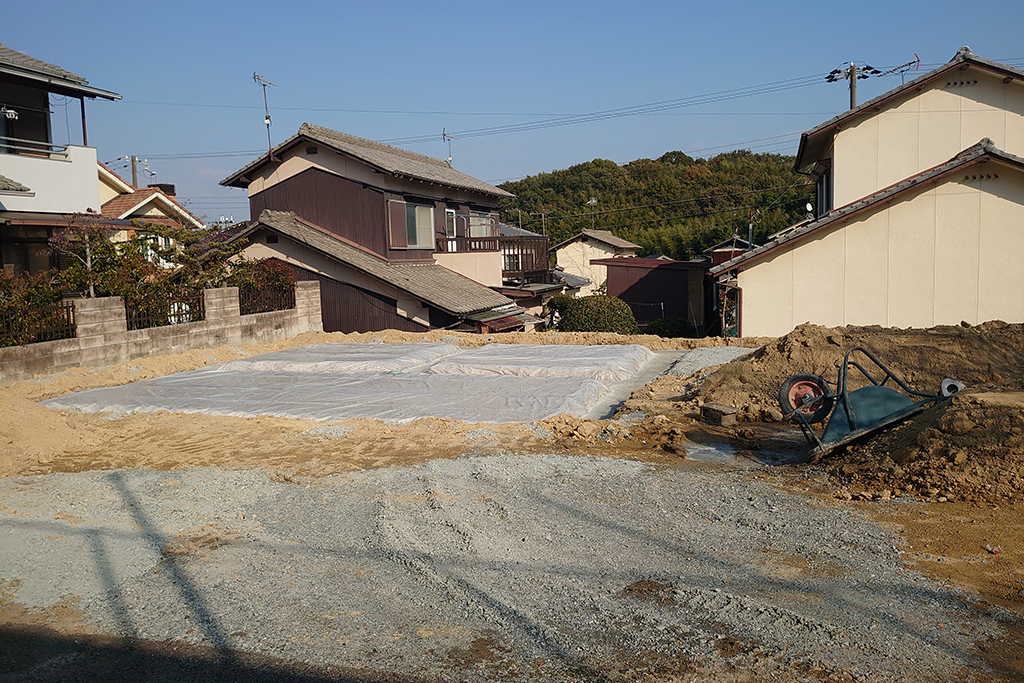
0, 455, 1006, 681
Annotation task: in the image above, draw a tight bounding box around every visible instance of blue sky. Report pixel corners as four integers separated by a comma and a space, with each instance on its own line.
5, 0, 1024, 222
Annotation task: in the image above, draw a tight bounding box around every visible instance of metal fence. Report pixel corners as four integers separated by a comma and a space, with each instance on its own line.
0, 300, 77, 347
126, 294, 206, 331
238, 286, 296, 316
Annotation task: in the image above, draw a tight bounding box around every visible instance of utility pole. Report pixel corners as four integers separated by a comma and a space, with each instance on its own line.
849, 62, 858, 109
131, 155, 138, 188
826, 62, 880, 110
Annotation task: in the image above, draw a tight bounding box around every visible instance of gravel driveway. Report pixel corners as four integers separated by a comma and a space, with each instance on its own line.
1, 453, 1010, 682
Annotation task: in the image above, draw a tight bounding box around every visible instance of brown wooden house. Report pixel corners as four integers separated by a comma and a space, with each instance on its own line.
221, 123, 541, 333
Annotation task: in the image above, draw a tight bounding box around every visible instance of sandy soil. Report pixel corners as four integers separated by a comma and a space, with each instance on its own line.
2, 324, 1022, 680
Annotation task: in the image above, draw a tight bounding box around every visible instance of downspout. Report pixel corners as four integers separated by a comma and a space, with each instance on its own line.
80, 97, 87, 147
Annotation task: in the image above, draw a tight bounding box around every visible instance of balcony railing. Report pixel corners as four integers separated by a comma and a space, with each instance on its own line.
500, 235, 550, 284
436, 235, 500, 253
0, 135, 70, 158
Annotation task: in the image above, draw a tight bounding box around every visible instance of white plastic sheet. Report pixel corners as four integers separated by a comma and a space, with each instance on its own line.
44, 369, 607, 424
214, 342, 461, 374
426, 343, 655, 382
43, 342, 669, 424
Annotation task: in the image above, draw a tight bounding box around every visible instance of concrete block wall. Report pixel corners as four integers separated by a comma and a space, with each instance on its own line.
0, 281, 323, 381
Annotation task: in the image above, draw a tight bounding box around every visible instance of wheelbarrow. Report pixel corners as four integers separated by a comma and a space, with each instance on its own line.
778, 347, 964, 461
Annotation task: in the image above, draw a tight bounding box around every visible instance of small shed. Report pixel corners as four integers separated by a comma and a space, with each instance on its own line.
591, 256, 711, 334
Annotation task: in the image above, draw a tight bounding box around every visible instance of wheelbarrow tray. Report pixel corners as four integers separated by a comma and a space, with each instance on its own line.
809, 384, 937, 461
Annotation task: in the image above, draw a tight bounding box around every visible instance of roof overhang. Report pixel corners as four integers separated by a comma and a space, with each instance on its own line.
0, 64, 120, 101
795, 50, 1024, 171
117, 192, 205, 229
716, 139, 1024, 276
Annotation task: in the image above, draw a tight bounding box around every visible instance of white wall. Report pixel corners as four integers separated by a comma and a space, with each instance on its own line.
0, 146, 101, 213
832, 69, 1024, 207
432, 251, 504, 287
556, 240, 618, 295
737, 164, 1024, 336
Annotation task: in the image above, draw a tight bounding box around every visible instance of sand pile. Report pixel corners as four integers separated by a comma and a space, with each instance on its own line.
823, 391, 1024, 505
692, 321, 1024, 421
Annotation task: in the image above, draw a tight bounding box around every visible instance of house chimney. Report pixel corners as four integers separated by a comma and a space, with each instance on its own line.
148, 183, 176, 198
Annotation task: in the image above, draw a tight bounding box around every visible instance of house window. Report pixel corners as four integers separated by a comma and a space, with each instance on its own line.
143, 234, 174, 269
813, 160, 833, 218
445, 209, 456, 238
468, 212, 493, 238
405, 204, 435, 249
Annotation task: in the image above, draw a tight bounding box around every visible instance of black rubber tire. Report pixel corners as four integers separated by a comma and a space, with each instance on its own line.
778, 374, 834, 424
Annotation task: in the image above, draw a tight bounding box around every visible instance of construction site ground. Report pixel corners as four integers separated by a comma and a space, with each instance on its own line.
1, 324, 1022, 682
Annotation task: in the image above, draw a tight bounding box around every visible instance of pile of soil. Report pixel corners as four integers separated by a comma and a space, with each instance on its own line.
691, 321, 1024, 421
823, 391, 1024, 505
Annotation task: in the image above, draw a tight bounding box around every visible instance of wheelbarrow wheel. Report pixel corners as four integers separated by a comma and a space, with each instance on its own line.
778, 374, 834, 424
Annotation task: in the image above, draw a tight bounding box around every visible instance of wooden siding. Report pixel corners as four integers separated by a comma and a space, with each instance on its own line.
249, 167, 426, 261
602, 261, 708, 328
250, 167, 386, 254
290, 266, 428, 333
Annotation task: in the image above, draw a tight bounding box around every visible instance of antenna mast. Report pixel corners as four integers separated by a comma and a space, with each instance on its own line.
442, 128, 457, 165
253, 72, 277, 155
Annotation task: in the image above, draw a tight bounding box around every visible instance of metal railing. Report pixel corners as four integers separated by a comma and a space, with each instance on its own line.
239, 286, 296, 316
0, 135, 70, 158
126, 294, 205, 331
0, 300, 76, 347
436, 235, 500, 253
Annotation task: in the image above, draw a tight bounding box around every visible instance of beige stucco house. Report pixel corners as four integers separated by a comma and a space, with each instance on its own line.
552, 229, 640, 296
711, 47, 1024, 337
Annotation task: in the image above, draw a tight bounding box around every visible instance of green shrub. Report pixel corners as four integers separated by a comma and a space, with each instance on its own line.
644, 317, 698, 338
550, 294, 639, 335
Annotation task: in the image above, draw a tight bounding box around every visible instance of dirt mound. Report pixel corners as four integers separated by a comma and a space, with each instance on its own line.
694, 321, 1024, 421
821, 391, 1024, 505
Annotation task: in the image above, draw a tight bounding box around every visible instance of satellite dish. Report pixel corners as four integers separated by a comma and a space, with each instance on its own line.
806, 203, 813, 213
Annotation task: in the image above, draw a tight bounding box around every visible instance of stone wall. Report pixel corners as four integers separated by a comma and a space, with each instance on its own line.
0, 282, 322, 381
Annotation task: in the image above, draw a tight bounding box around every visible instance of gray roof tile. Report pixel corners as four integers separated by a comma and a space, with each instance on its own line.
0, 42, 85, 83
0, 174, 31, 193
246, 210, 513, 316
223, 123, 514, 200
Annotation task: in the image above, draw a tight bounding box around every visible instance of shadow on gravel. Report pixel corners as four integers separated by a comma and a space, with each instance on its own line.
0, 626, 434, 683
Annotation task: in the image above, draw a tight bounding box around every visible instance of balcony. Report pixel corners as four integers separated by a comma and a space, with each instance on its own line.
435, 235, 499, 253
500, 234, 550, 285
0, 140, 101, 214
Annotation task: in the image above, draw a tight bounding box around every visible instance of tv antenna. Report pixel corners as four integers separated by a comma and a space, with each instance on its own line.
879, 54, 922, 84
442, 127, 457, 165
253, 72, 277, 155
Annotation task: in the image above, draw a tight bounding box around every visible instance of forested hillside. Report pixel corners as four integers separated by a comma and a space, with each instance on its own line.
498, 150, 812, 259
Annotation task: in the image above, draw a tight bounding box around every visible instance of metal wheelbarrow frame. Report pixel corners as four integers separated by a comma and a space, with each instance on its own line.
779, 347, 963, 461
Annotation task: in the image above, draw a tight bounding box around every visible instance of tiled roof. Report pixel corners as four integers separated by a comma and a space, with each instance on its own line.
796, 47, 1024, 169
552, 229, 641, 252
498, 222, 544, 238
244, 210, 514, 316
0, 42, 120, 100
0, 42, 85, 83
712, 139, 1024, 276
0, 174, 31, 193
100, 187, 204, 228
221, 123, 514, 199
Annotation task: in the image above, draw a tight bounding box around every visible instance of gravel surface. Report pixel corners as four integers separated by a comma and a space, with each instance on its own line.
1, 454, 1008, 682
666, 347, 755, 377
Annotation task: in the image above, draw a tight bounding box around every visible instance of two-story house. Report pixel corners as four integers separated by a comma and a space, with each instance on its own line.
711, 47, 1024, 336
0, 42, 121, 275
552, 229, 641, 296
220, 123, 542, 333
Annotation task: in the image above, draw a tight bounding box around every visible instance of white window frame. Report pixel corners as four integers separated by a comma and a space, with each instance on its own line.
468, 212, 494, 238
405, 203, 435, 249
